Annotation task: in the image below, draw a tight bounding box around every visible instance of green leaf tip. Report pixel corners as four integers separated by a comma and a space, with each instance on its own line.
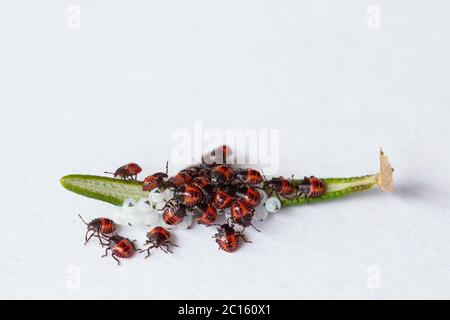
60, 174, 149, 206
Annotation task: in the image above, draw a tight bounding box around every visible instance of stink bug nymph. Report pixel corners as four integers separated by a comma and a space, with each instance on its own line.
214, 223, 251, 253
140, 227, 178, 259
230, 200, 260, 232
173, 183, 204, 206
266, 176, 296, 198
162, 202, 187, 226
297, 176, 326, 198
102, 235, 137, 265
142, 162, 169, 192
210, 165, 234, 184
235, 185, 261, 207
190, 203, 218, 226
234, 168, 264, 185
78, 214, 117, 246
105, 163, 142, 180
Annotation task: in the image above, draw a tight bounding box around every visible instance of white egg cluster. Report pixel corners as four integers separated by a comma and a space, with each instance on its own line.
255, 190, 281, 221
113, 188, 193, 229
114, 187, 279, 230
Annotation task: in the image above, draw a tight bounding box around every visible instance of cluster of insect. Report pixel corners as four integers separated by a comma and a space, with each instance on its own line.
80, 146, 325, 265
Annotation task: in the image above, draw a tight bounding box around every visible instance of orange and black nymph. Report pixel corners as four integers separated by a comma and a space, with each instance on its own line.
230, 200, 258, 230
140, 227, 178, 259
234, 168, 263, 185
104, 163, 142, 180
142, 162, 169, 192
266, 176, 296, 197
168, 171, 192, 188
214, 223, 251, 253
210, 165, 234, 184
297, 176, 326, 198
212, 185, 235, 210
162, 202, 186, 225
190, 203, 218, 226
102, 235, 136, 265
173, 183, 204, 206
235, 185, 261, 207
78, 214, 117, 245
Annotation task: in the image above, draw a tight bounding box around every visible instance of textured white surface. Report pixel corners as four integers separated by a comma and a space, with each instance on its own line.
1, 1, 450, 299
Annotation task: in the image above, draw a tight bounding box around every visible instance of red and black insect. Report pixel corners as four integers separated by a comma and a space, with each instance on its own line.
168, 171, 192, 188
212, 184, 236, 210
235, 185, 261, 207
214, 223, 251, 253
173, 183, 204, 206
297, 176, 326, 198
105, 163, 142, 180
234, 168, 263, 185
190, 203, 218, 226
179, 165, 202, 177
142, 162, 168, 192
102, 235, 136, 265
162, 202, 186, 225
210, 165, 234, 184
191, 176, 211, 189
230, 200, 259, 231
140, 226, 177, 258
192, 176, 214, 199
266, 176, 296, 197
202, 145, 233, 165
212, 145, 233, 165
188, 164, 216, 180
78, 214, 117, 245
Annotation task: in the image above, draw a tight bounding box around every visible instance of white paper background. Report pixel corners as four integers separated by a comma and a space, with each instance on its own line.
1, 1, 449, 299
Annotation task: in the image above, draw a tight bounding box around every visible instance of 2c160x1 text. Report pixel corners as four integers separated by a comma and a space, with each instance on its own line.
222, 304, 270, 315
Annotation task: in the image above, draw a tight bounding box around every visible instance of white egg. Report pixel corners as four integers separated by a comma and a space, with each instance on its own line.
181, 215, 193, 229
122, 198, 138, 214
154, 201, 166, 212
162, 221, 177, 230
137, 198, 152, 213
258, 189, 268, 204
254, 206, 270, 221
163, 188, 174, 201
113, 209, 127, 225
224, 208, 231, 219
149, 188, 165, 203
126, 211, 143, 226
142, 210, 159, 226
185, 208, 195, 216
265, 197, 281, 213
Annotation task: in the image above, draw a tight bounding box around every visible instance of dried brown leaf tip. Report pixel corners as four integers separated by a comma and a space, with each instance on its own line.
377, 149, 394, 192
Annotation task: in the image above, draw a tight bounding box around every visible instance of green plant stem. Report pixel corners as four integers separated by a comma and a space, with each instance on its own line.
281, 174, 378, 208
60, 173, 380, 207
